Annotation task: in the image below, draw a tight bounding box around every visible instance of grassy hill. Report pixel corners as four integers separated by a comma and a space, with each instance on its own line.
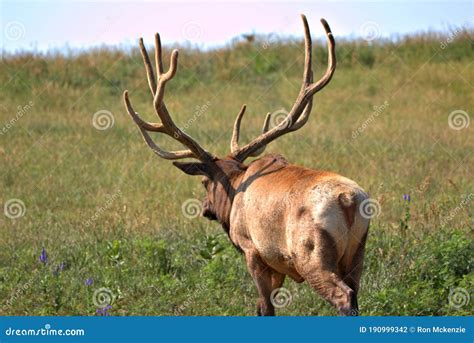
1, 29, 472, 315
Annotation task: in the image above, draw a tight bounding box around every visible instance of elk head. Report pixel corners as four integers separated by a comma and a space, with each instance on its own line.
123, 14, 336, 229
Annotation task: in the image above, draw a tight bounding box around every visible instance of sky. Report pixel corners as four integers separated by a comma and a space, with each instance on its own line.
1, 0, 472, 53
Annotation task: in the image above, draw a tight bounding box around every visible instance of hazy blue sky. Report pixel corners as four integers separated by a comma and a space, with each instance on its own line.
1, 1, 472, 53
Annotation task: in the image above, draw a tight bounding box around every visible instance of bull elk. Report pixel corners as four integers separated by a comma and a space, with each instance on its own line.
123, 14, 370, 316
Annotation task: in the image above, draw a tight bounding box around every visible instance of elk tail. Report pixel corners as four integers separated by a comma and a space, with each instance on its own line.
338, 191, 357, 229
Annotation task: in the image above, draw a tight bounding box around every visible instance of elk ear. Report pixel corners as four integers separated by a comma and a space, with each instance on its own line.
172, 162, 212, 177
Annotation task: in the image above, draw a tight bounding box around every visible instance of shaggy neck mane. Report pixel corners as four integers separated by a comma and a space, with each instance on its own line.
213, 166, 246, 235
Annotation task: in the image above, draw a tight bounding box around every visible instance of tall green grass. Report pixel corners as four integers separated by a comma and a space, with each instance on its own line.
1, 30, 472, 315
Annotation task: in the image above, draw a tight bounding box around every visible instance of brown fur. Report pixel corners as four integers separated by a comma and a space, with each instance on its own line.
175, 154, 370, 316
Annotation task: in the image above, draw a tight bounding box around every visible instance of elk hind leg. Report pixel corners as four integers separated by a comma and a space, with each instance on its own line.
245, 250, 285, 316
295, 230, 357, 316
340, 232, 369, 315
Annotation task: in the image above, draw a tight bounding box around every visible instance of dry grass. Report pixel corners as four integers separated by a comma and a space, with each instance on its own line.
0, 30, 472, 315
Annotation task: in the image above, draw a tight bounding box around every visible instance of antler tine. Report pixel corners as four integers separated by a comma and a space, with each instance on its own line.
231, 15, 336, 162
155, 33, 164, 76
307, 18, 336, 94
151, 49, 214, 162
125, 34, 215, 162
289, 98, 313, 131
231, 104, 247, 153
124, 91, 194, 159
301, 14, 313, 86
248, 112, 272, 157
231, 105, 272, 156
154, 49, 178, 108
289, 71, 314, 131
124, 91, 166, 133
262, 112, 272, 131
138, 38, 157, 96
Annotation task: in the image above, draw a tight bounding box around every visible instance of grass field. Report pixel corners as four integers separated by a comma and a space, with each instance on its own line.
1, 29, 472, 316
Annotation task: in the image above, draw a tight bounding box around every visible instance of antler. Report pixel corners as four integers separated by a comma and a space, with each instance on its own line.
230, 15, 336, 162
123, 34, 215, 162
230, 105, 272, 157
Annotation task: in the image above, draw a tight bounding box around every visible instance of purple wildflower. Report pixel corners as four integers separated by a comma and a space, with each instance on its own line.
85, 278, 93, 286
59, 262, 65, 271
39, 247, 47, 264
96, 305, 112, 316
403, 194, 411, 202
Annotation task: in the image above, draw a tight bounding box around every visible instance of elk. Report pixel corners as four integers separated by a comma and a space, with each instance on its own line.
123, 14, 370, 316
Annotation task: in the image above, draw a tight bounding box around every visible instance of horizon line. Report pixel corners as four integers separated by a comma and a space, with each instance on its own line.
2, 24, 471, 57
